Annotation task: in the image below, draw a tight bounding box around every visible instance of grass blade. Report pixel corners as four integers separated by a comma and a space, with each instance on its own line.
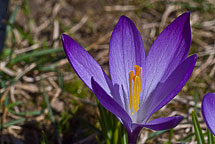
146, 130, 168, 141
8, 109, 43, 116
0, 118, 25, 129
6, 5, 20, 34
181, 133, 195, 143
192, 111, 205, 144
41, 131, 49, 144
41, 79, 61, 144
207, 129, 215, 144
168, 128, 173, 144
10, 48, 63, 64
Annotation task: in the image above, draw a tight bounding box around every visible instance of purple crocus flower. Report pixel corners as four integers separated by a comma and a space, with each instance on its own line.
62, 12, 196, 143
202, 93, 215, 136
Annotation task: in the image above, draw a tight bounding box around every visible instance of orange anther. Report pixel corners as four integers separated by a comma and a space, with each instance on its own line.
129, 65, 143, 115
130, 71, 135, 81
134, 65, 140, 76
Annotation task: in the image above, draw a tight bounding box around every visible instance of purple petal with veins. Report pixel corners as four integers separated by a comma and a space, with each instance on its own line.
62, 12, 196, 143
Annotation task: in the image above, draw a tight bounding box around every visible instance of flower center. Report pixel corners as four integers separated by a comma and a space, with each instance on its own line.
129, 65, 142, 115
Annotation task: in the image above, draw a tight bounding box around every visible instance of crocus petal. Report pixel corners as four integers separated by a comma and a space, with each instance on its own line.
144, 12, 191, 100
142, 116, 183, 131
62, 34, 113, 97
137, 55, 196, 122
128, 116, 183, 141
91, 78, 132, 131
109, 15, 145, 111
202, 93, 215, 136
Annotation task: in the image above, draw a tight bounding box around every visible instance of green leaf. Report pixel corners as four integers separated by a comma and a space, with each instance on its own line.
41, 131, 49, 144
10, 48, 63, 64
97, 102, 127, 144
120, 126, 128, 144
7, 101, 22, 108
146, 130, 168, 141
113, 121, 120, 143
41, 79, 61, 143
193, 91, 199, 114
8, 109, 43, 116
0, 118, 25, 129
6, 5, 20, 34
168, 128, 173, 144
5, 22, 34, 44
192, 111, 205, 144
213, 135, 215, 143
181, 133, 195, 143
207, 129, 215, 144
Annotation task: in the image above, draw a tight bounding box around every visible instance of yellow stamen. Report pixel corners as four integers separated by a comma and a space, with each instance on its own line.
132, 77, 137, 114
137, 68, 142, 110
135, 76, 139, 112
129, 71, 133, 114
129, 65, 143, 115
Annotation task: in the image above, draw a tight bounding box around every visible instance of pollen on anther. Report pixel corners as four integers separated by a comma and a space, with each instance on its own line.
129, 65, 143, 115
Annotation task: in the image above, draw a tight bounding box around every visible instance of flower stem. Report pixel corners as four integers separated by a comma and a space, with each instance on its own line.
128, 135, 138, 144
127, 126, 142, 144
128, 132, 139, 144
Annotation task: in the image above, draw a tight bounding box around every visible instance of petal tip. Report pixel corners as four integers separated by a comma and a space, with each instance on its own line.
177, 115, 184, 122
61, 33, 66, 38
118, 15, 133, 24
181, 11, 190, 17
171, 12, 190, 27
183, 11, 190, 16
61, 34, 71, 53
61, 34, 78, 53
144, 116, 184, 131
193, 54, 197, 61
61, 34, 70, 42
119, 15, 129, 20
190, 54, 197, 62
179, 12, 190, 23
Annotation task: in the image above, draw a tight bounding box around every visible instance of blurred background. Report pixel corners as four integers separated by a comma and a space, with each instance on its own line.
0, 0, 215, 143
